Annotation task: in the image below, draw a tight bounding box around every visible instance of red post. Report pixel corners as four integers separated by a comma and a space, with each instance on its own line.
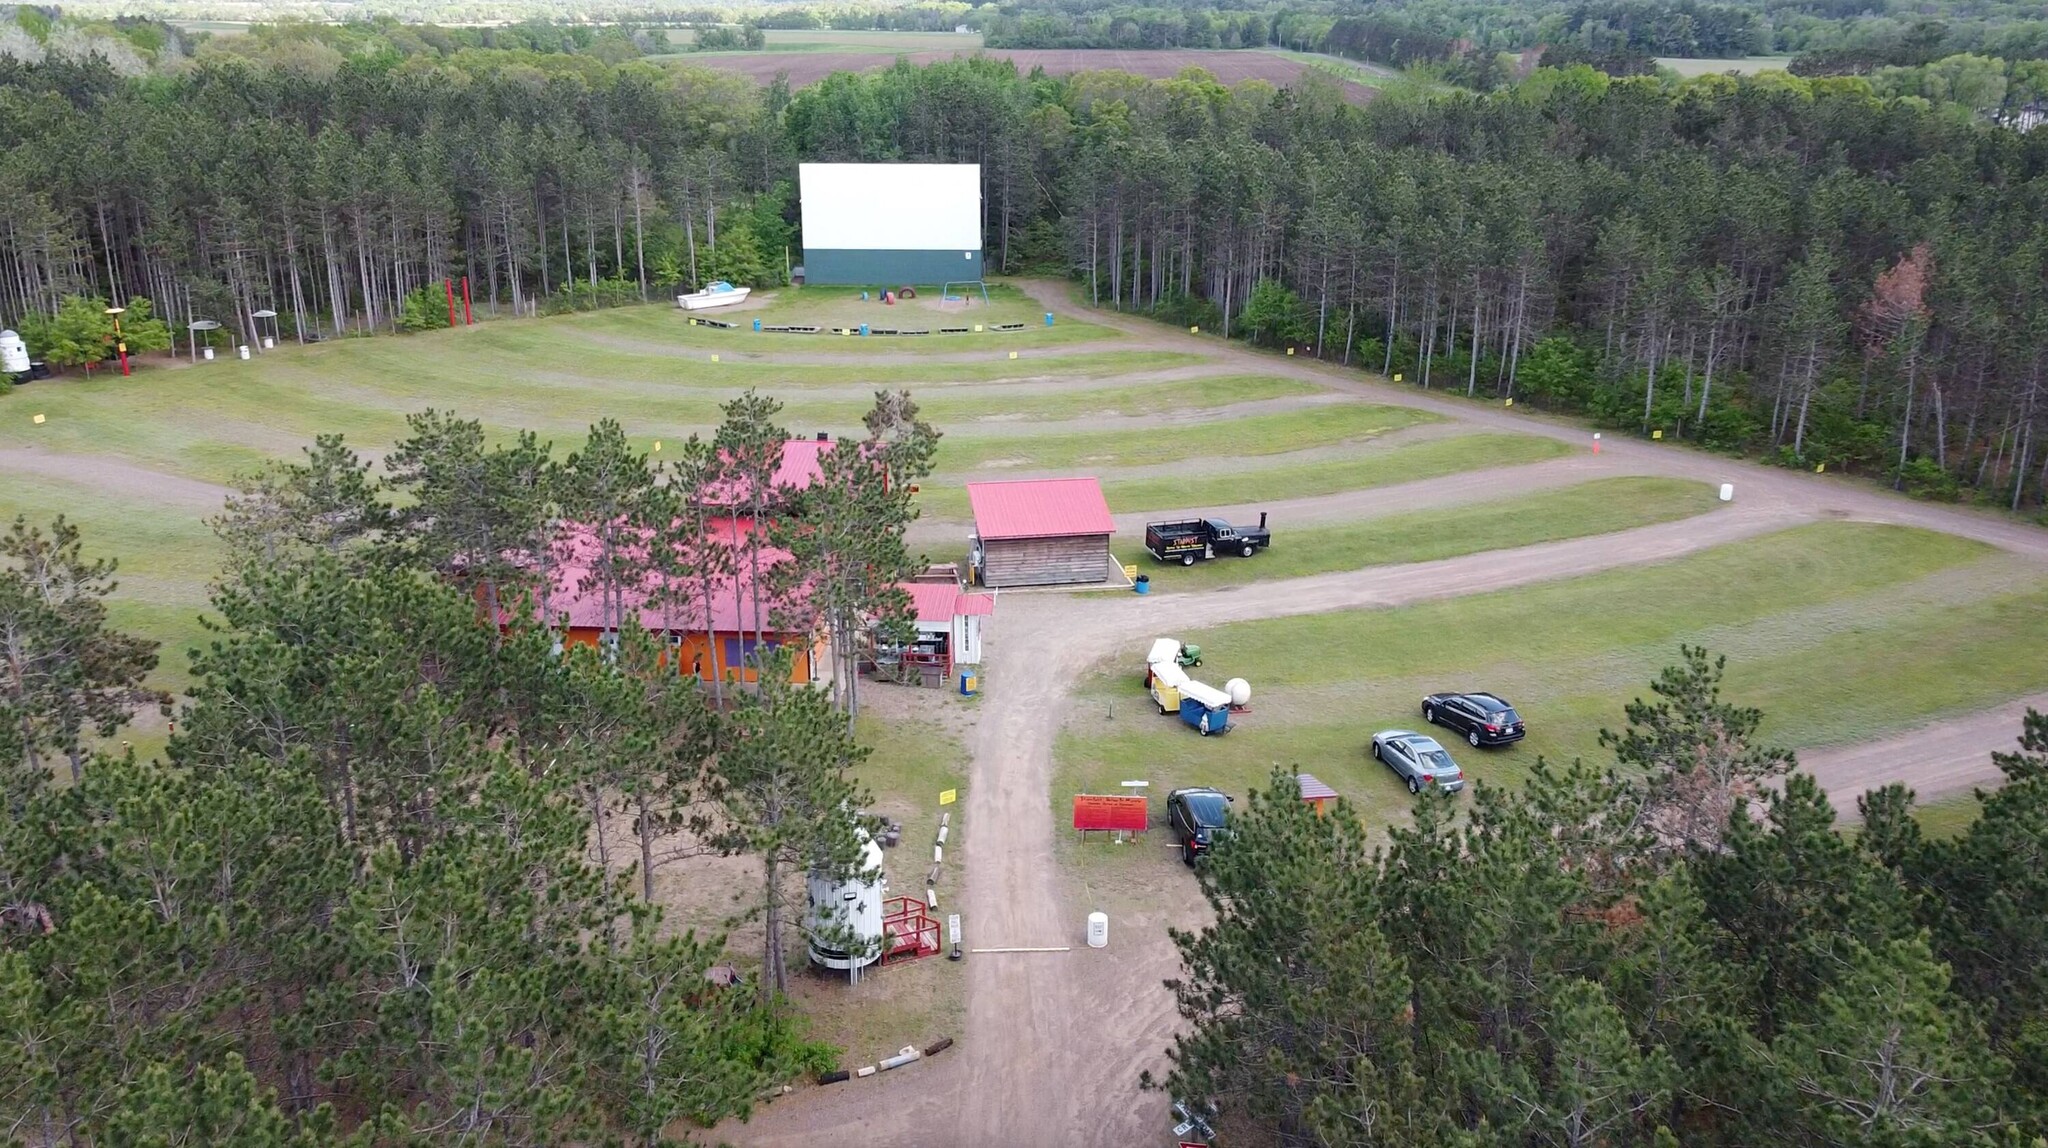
117, 343, 129, 376
461, 277, 473, 325
444, 279, 457, 328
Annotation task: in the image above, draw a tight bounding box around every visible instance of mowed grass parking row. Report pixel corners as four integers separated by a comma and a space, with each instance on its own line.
1056, 522, 2048, 871
1122, 477, 1720, 591
937, 401, 1437, 473
916, 432, 1570, 519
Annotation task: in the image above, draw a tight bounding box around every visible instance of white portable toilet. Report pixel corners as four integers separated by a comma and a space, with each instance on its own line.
0, 330, 28, 376
806, 832, 888, 981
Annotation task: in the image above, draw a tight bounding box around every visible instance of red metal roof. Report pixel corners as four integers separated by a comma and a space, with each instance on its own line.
1296, 774, 1340, 802
702, 439, 833, 507
902, 582, 996, 624
967, 478, 1113, 541
529, 522, 806, 635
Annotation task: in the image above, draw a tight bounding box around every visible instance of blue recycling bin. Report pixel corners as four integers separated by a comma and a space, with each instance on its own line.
752, 318, 761, 332
860, 324, 870, 336
1133, 575, 1150, 595
958, 671, 978, 696
1044, 312, 1055, 326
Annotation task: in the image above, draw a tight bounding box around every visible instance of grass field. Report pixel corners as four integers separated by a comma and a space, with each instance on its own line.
936, 401, 1436, 473
1123, 477, 1720, 591
1656, 56, 1793, 76
657, 27, 983, 53
1055, 522, 2048, 871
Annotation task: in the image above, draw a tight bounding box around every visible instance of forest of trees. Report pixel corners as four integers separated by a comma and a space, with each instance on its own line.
1158, 652, 2048, 1146
9, 41, 2047, 505
2, 391, 938, 1143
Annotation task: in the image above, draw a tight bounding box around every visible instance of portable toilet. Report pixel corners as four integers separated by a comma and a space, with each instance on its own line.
806, 831, 888, 980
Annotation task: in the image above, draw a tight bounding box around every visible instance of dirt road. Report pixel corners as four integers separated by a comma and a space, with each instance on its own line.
718, 285, 2048, 1147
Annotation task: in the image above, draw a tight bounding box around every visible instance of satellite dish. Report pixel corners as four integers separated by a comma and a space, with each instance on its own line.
188, 319, 222, 331
252, 309, 278, 318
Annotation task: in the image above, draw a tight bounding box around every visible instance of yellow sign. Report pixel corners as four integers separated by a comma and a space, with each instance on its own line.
1816, 463, 1826, 474
687, 318, 697, 326
1286, 347, 1295, 356
653, 440, 662, 452
1189, 325, 1199, 334
939, 789, 957, 806
32, 413, 46, 424
1652, 429, 1663, 440
1008, 351, 1018, 360
710, 354, 720, 363
1504, 397, 1514, 407
1393, 373, 1403, 383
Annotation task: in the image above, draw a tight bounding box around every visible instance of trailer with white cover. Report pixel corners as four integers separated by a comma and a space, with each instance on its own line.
1142, 637, 1247, 735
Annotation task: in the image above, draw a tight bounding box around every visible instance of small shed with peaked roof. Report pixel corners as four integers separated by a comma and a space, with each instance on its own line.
967, 477, 1114, 588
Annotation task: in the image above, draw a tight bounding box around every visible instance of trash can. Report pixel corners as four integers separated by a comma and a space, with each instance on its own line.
202, 347, 214, 361
1086, 912, 1109, 948
860, 324, 869, 337
958, 671, 978, 696
1134, 574, 1150, 595
753, 318, 761, 332
1044, 312, 1055, 326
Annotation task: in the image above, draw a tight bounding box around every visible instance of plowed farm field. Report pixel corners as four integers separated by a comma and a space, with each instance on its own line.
692, 48, 1378, 101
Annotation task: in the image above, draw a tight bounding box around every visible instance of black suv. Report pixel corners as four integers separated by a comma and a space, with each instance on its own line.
1166, 787, 1233, 865
1421, 692, 1527, 747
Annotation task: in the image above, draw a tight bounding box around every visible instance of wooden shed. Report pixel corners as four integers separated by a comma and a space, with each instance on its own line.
967, 478, 1114, 588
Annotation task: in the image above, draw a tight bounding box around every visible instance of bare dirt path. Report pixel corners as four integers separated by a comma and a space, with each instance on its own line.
720, 285, 2048, 1148
0, 447, 233, 512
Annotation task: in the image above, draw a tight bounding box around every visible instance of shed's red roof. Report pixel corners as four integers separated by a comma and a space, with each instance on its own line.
701, 439, 833, 508
532, 521, 807, 635
902, 582, 997, 624
967, 478, 1113, 541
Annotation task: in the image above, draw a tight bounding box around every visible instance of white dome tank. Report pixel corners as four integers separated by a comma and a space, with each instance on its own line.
806, 832, 887, 973
1226, 678, 1251, 707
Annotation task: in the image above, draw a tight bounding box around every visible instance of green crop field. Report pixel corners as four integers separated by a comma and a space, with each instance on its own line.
658, 27, 983, 53
1056, 522, 2048, 869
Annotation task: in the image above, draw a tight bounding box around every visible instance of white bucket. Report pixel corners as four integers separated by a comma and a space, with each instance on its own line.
262, 336, 274, 349
1719, 483, 1734, 502
202, 347, 214, 361
1086, 911, 1108, 949
237, 345, 250, 361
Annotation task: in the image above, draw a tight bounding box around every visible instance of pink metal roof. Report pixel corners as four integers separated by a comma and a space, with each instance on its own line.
967, 478, 1113, 541
902, 582, 997, 624
701, 439, 833, 508
1296, 774, 1340, 802
530, 522, 807, 635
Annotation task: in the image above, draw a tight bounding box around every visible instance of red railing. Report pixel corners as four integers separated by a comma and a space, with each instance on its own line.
880, 896, 942, 963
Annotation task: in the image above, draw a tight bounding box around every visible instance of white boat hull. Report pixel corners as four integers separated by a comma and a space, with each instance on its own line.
678, 286, 751, 311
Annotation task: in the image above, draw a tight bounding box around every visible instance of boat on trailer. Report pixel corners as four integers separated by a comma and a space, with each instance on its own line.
677, 280, 751, 310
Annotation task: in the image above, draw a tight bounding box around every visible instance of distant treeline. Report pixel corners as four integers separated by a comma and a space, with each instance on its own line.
4, 42, 2048, 506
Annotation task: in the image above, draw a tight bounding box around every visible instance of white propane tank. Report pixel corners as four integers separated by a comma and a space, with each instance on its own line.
1226, 678, 1251, 707
1719, 483, 1734, 502
1086, 911, 1109, 949
0, 330, 28, 376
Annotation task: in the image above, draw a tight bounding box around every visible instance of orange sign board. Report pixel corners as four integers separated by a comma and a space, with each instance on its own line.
1073, 794, 1148, 833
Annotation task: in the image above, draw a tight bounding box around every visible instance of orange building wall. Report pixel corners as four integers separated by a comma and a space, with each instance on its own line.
561, 626, 825, 686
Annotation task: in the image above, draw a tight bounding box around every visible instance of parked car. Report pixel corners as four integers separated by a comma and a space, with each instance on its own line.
1371, 731, 1467, 795
1144, 514, 1272, 565
1166, 786, 1233, 864
1421, 691, 1527, 747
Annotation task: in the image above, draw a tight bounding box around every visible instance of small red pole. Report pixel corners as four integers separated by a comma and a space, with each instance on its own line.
1592, 433, 1602, 455
445, 279, 457, 328
461, 277, 473, 325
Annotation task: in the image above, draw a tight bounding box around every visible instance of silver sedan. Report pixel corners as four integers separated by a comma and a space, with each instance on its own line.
1371, 730, 1467, 795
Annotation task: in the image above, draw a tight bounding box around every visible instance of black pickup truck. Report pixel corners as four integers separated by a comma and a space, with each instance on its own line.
1144, 513, 1272, 565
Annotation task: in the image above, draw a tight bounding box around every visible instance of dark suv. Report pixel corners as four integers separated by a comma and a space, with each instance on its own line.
1166, 787, 1233, 865
1421, 692, 1527, 747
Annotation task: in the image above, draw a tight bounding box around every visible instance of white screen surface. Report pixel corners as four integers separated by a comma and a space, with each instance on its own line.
800, 164, 981, 251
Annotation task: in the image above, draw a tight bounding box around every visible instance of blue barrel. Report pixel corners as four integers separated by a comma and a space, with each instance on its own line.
860, 324, 870, 337
753, 318, 761, 332
1044, 312, 1055, 326
1133, 575, 1150, 595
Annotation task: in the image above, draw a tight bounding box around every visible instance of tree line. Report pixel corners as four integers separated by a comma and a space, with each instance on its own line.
2, 390, 939, 1143
1159, 647, 2048, 1146
5, 46, 2048, 506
